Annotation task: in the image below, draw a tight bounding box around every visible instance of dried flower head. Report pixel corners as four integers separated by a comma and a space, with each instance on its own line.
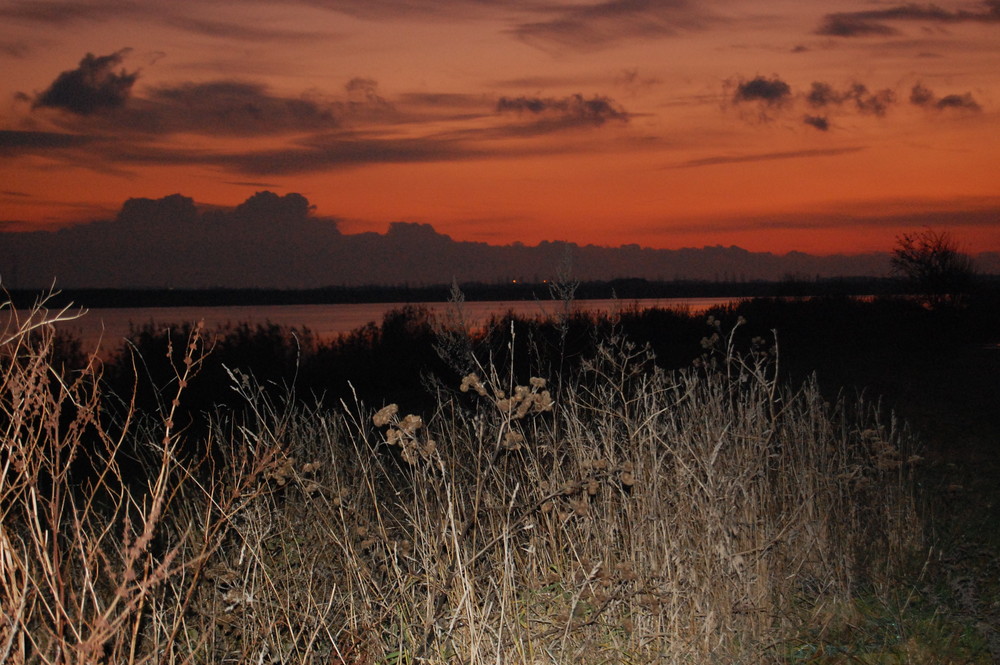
373, 404, 398, 427
619, 462, 635, 487
399, 413, 423, 433
460, 372, 488, 396
502, 430, 524, 450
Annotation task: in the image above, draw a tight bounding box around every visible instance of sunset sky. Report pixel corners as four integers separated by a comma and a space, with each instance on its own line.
1, 0, 998, 255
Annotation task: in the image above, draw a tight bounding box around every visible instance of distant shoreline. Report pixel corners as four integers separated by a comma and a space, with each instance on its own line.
7, 276, 910, 310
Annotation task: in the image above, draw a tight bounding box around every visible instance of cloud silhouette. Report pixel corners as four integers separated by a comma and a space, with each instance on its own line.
803, 115, 829, 131
910, 83, 982, 112
815, 15, 898, 37
910, 83, 935, 106
727, 75, 793, 122
805, 81, 896, 117
817, 1, 1000, 36
0, 190, 889, 288
5, 190, 1000, 289
806, 81, 840, 107
10, 78, 632, 177
729, 77, 901, 127
731, 75, 791, 106
497, 93, 629, 125
935, 93, 982, 111
33, 49, 138, 115
845, 84, 895, 116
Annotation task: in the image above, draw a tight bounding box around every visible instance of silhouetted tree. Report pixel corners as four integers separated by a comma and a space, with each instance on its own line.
891, 228, 975, 304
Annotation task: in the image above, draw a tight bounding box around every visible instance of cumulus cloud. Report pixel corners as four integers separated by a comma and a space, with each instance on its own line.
910, 83, 935, 106
731, 75, 792, 106
806, 82, 839, 107
727, 75, 793, 122
806, 81, 895, 116
817, 1, 1000, 37
727, 76, 905, 126
33, 49, 138, 115
936, 93, 982, 111
846, 84, 895, 116
497, 93, 629, 125
910, 83, 982, 112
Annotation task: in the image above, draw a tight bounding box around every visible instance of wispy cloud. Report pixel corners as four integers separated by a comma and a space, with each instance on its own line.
0, 41, 31, 57
816, 1, 1000, 37
0, 0, 333, 42
208, 136, 487, 175
290, 0, 518, 21
0, 129, 94, 153
135, 81, 345, 135
497, 94, 629, 125
672, 147, 864, 169
163, 15, 332, 42
0, 0, 133, 26
510, 0, 719, 50
15, 48, 635, 177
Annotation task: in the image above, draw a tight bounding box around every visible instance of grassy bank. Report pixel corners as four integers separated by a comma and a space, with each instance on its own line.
2, 291, 996, 663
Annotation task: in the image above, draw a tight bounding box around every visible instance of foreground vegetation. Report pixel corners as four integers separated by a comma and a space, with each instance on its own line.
2, 290, 997, 663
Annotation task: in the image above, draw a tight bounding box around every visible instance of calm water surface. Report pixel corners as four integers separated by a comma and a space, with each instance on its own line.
34, 297, 740, 353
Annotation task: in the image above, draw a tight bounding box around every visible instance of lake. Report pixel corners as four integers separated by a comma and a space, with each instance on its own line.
24, 296, 741, 354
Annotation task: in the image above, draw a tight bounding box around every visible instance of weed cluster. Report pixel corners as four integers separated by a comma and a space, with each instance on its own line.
1, 292, 927, 663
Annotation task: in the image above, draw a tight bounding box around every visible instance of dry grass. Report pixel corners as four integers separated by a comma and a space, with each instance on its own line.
1, 293, 925, 664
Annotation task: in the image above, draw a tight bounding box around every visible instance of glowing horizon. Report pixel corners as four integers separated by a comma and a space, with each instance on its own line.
2, 0, 999, 257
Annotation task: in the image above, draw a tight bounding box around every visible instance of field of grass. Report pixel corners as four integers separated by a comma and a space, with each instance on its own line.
2, 289, 997, 664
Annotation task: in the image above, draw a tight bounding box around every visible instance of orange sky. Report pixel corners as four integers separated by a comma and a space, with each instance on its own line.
1, 0, 999, 255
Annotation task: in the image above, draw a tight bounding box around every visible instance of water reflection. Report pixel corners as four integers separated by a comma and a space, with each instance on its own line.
29, 297, 740, 354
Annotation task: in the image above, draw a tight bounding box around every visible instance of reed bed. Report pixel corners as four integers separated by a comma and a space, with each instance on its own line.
1, 294, 922, 664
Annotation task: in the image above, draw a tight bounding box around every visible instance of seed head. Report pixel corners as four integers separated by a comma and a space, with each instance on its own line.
503, 430, 524, 450
373, 404, 398, 427
460, 373, 488, 396
399, 414, 423, 433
